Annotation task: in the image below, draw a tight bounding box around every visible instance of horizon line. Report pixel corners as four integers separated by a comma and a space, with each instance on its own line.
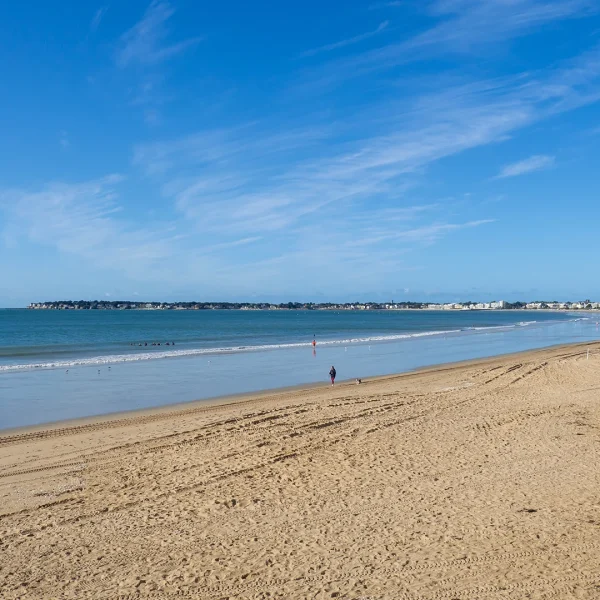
20, 299, 600, 308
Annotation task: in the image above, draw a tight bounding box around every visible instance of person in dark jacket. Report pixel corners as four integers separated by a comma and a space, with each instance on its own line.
329, 366, 336, 386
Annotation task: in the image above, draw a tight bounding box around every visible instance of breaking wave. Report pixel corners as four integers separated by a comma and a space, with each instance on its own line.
0, 317, 583, 373
0, 329, 464, 372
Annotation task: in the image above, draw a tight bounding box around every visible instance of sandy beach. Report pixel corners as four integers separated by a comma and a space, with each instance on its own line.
1, 343, 600, 599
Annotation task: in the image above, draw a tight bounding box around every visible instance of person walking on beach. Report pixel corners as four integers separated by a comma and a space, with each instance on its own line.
329, 365, 336, 386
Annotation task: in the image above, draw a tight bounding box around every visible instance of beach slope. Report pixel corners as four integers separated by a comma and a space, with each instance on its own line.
1, 344, 600, 599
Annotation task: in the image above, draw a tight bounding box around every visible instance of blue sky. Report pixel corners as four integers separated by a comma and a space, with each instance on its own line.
1, 0, 600, 306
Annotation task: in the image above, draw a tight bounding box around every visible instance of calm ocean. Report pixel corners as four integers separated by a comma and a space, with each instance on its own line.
0, 309, 598, 429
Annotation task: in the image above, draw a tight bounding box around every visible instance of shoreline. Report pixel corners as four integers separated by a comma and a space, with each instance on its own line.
0, 310, 588, 378
19, 306, 600, 312
3, 338, 600, 597
2, 338, 597, 437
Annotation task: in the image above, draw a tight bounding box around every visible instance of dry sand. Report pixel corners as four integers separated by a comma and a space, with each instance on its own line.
1, 343, 600, 599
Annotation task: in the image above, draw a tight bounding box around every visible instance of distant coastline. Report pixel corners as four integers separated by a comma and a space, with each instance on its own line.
27, 299, 600, 311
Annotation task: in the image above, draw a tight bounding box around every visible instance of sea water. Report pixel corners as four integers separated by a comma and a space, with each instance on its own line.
0, 309, 598, 429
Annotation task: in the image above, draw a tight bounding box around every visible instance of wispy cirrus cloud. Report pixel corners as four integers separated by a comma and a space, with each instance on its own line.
496, 155, 555, 178
115, 0, 201, 68
127, 36, 600, 293
203, 216, 495, 297
0, 176, 185, 278
127, 0, 600, 244
132, 124, 330, 176
7, 0, 600, 303
344, 219, 496, 247
369, 1, 403, 9
298, 0, 597, 89
114, 1, 201, 126
413, 0, 596, 51
299, 21, 389, 58
132, 86, 513, 255
90, 6, 108, 32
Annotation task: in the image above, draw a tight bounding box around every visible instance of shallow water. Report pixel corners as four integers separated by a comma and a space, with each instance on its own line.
0, 308, 570, 371
1, 310, 598, 429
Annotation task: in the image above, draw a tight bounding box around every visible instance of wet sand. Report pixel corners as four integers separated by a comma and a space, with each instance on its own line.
1, 343, 600, 599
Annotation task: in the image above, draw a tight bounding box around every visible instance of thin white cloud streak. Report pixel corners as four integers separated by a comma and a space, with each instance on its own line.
0, 176, 272, 294
299, 21, 389, 58
428, 0, 596, 32
370, 1, 403, 8
114, 1, 201, 127
116, 0, 201, 68
394, 219, 495, 243
496, 155, 555, 178
343, 219, 495, 247
345, 204, 440, 224
419, 0, 598, 48
297, 0, 597, 89
198, 236, 263, 254
133, 125, 331, 175
0, 176, 185, 278
91, 6, 108, 32
207, 219, 494, 295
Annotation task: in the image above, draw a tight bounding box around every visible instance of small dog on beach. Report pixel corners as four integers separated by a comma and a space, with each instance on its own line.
355, 378, 362, 384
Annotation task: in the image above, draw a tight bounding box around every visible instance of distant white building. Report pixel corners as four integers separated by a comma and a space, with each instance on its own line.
526, 302, 543, 309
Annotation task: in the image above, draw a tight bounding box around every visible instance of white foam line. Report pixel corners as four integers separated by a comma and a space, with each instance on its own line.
1, 318, 567, 373
468, 325, 516, 331
0, 329, 463, 373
